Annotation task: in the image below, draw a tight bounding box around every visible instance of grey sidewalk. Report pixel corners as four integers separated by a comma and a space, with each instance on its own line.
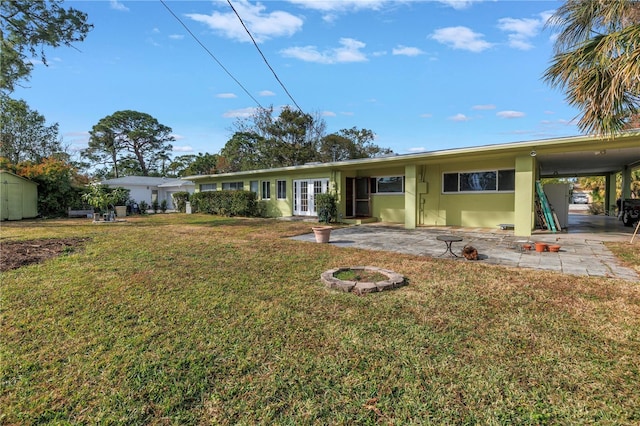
291, 224, 639, 282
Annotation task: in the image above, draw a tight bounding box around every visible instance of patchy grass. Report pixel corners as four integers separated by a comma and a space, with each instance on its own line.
334, 268, 389, 283
606, 241, 640, 274
2, 214, 640, 424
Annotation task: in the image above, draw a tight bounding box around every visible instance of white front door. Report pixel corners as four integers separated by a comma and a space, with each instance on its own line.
293, 179, 329, 216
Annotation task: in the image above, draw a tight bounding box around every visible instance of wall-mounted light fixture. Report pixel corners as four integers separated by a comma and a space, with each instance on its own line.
530, 150, 537, 157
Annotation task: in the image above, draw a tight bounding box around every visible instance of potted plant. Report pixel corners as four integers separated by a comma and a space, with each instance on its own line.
82, 184, 129, 221
312, 193, 338, 243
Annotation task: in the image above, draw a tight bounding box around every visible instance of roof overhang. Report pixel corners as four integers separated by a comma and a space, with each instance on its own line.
184, 132, 640, 181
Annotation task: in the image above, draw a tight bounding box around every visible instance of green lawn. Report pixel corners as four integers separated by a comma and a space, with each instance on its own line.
2, 214, 639, 424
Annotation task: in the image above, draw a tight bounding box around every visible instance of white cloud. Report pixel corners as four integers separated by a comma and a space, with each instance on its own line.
431, 27, 493, 52
450, 113, 470, 122
216, 93, 237, 99
259, 90, 276, 96
497, 110, 525, 119
420, 113, 433, 118
186, 0, 303, 43
437, 0, 484, 10
281, 38, 368, 64
407, 147, 427, 153
110, 0, 129, 12
472, 104, 496, 110
497, 13, 550, 51
321, 111, 336, 117
392, 45, 424, 57
287, 0, 388, 12
169, 34, 184, 40
173, 145, 194, 153
223, 107, 257, 118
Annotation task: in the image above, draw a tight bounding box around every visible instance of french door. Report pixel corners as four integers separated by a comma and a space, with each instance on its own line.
293, 179, 329, 216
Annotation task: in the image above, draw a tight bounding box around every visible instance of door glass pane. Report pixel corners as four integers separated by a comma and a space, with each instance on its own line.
300, 181, 308, 212
356, 178, 369, 198
356, 200, 369, 216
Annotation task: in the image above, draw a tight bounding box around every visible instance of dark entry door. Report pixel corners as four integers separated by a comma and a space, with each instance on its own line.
345, 177, 370, 217
355, 177, 370, 217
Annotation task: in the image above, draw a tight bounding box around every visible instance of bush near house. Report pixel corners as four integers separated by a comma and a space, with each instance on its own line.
191, 190, 258, 217
315, 193, 338, 224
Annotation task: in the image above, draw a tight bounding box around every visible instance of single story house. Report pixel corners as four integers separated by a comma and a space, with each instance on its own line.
0, 170, 38, 220
185, 133, 640, 237
99, 176, 195, 211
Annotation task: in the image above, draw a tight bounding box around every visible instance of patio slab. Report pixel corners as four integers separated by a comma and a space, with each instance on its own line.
291, 223, 639, 282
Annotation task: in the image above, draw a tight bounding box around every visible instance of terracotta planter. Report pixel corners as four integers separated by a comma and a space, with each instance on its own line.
535, 242, 548, 252
549, 244, 561, 252
522, 243, 532, 251
312, 226, 332, 243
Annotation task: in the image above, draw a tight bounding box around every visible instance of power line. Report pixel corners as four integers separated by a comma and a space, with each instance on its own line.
225, 0, 304, 112
159, 0, 264, 109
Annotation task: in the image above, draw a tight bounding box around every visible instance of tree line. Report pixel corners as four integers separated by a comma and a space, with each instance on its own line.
81, 106, 393, 179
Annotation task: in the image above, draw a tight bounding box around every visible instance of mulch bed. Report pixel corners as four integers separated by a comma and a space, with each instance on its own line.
0, 238, 89, 272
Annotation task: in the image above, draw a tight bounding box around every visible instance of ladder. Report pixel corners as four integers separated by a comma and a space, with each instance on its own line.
535, 181, 557, 233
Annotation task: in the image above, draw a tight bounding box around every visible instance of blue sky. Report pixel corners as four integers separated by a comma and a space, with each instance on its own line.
13, 0, 581, 158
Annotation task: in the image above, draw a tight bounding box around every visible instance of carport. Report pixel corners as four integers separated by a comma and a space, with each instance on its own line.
532, 131, 640, 233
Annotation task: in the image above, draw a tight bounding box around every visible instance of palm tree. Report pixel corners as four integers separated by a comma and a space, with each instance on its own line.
544, 0, 640, 136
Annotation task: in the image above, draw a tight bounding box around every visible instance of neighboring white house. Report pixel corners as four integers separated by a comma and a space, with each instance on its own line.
99, 176, 195, 210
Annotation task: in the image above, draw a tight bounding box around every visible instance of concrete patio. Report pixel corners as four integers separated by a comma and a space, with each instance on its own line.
291, 214, 639, 282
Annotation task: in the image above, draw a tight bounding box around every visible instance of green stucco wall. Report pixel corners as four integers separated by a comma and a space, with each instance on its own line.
418, 158, 517, 229
371, 194, 405, 223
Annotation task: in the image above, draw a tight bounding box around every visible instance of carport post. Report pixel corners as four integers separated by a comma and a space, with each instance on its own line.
514, 155, 535, 237
605, 173, 617, 216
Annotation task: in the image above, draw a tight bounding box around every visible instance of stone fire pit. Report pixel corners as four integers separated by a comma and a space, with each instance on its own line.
321, 266, 406, 295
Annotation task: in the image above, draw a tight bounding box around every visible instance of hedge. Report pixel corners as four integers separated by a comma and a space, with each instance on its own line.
190, 190, 258, 217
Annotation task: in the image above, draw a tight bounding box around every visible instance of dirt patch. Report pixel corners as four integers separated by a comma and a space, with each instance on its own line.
0, 238, 89, 272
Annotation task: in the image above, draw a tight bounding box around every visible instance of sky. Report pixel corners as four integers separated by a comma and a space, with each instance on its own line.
12, 0, 583, 159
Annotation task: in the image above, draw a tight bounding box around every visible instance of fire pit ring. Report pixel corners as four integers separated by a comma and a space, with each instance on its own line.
321, 266, 406, 295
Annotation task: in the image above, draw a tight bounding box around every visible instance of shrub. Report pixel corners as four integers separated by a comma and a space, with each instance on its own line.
139, 200, 149, 214
315, 192, 338, 224
160, 199, 168, 213
191, 190, 258, 217
151, 199, 159, 213
172, 191, 191, 213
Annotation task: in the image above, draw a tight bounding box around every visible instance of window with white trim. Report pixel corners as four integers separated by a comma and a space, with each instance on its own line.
261, 181, 271, 199
442, 169, 515, 193
370, 176, 404, 194
277, 180, 287, 199
200, 183, 217, 192
222, 181, 243, 191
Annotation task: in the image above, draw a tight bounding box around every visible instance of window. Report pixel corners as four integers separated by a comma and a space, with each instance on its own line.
370, 176, 404, 194
498, 170, 515, 191
200, 183, 217, 192
250, 180, 259, 194
442, 169, 515, 193
261, 181, 271, 199
222, 181, 243, 191
277, 180, 287, 199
